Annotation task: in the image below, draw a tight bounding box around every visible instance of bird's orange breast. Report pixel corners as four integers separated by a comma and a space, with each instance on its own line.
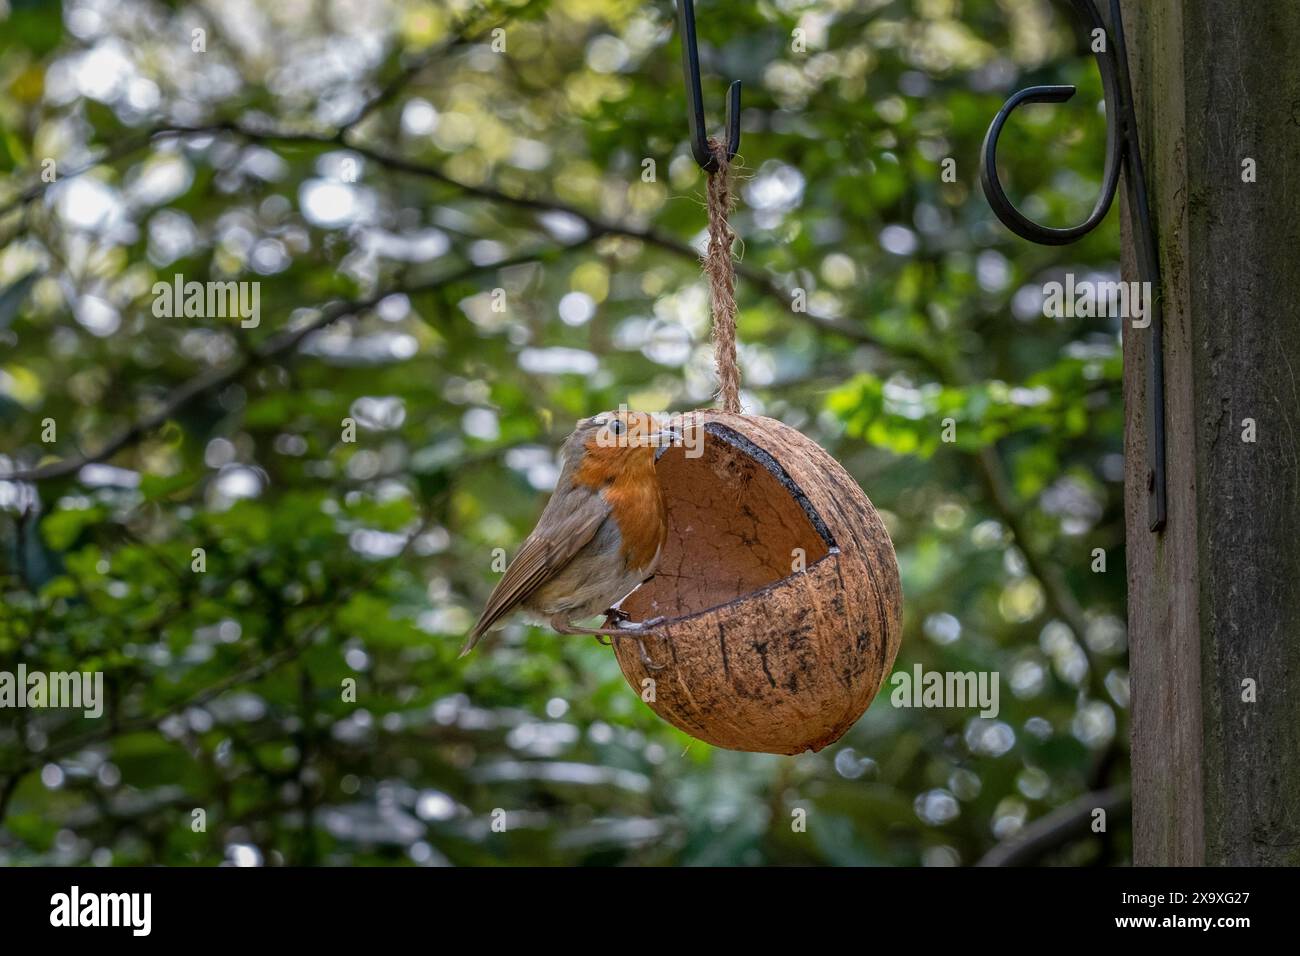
574, 446, 666, 570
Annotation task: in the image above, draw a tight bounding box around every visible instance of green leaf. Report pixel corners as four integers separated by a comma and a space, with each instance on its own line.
0, 271, 40, 330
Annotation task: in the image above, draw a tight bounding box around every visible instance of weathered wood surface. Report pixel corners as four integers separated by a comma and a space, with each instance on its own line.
1124, 0, 1300, 865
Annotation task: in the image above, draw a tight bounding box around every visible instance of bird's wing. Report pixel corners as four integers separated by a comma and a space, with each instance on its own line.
461, 487, 608, 655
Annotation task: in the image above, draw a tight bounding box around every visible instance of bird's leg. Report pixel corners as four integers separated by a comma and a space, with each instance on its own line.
548, 612, 666, 637
549, 613, 667, 670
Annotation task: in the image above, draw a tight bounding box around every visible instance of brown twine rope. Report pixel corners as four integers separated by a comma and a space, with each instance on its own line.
703, 137, 741, 415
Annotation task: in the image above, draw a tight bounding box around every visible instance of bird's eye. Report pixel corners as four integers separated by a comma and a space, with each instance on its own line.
610, 418, 625, 436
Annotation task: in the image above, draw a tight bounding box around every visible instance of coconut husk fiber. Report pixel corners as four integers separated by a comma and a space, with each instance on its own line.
608, 410, 903, 755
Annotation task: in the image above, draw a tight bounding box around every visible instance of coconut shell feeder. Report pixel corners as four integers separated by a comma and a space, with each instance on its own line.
607, 410, 902, 755
599, 1, 903, 755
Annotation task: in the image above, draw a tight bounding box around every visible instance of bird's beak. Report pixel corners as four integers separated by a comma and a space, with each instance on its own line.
651, 425, 681, 460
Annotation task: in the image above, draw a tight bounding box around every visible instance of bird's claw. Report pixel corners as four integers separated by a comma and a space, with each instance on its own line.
553, 612, 668, 669
637, 639, 666, 671
593, 607, 637, 645
603, 608, 665, 671
610, 614, 664, 632
617, 616, 666, 668
597, 607, 628, 644
621, 618, 666, 670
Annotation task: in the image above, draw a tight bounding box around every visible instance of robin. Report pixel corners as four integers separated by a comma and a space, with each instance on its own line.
462, 409, 677, 665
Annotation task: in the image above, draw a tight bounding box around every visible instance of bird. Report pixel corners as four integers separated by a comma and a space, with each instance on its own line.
462, 409, 677, 665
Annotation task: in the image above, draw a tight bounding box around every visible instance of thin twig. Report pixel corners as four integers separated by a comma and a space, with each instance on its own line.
5, 111, 913, 357
339, 0, 537, 131
0, 244, 587, 483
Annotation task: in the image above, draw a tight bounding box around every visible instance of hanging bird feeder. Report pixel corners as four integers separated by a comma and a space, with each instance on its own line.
604, 0, 902, 755
608, 410, 901, 755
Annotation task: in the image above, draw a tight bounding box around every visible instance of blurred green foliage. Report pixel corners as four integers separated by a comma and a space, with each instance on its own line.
1, 0, 1129, 866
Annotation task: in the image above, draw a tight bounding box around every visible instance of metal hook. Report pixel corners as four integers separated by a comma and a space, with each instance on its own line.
677, 0, 741, 171
979, 0, 1167, 533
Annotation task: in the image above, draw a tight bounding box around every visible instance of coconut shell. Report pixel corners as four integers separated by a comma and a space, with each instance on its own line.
607, 411, 902, 755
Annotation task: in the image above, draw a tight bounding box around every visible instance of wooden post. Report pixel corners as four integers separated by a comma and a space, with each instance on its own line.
1123, 0, 1300, 865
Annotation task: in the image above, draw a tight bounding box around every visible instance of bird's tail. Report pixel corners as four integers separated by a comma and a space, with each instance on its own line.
459, 621, 488, 658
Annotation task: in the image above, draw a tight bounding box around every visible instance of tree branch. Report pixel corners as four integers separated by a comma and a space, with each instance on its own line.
0, 245, 582, 482
339, 0, 540, 131
975, 785, 1131, 866
972, 442, 1113, 700
6, 108, 916, 357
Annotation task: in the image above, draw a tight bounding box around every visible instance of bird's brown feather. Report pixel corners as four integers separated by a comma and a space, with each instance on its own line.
462, 485, 608, 655
461, 409, 670, 658
576, 444, 664, 568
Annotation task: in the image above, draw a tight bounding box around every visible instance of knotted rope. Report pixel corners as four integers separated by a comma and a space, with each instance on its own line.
703, 138, 741, 415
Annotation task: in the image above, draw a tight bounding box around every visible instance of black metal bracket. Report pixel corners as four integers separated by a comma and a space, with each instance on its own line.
979, 0, 1166, 533
677, 0, 741, 171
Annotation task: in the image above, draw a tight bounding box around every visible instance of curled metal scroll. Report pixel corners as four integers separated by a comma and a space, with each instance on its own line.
979, 0, 1167, 532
